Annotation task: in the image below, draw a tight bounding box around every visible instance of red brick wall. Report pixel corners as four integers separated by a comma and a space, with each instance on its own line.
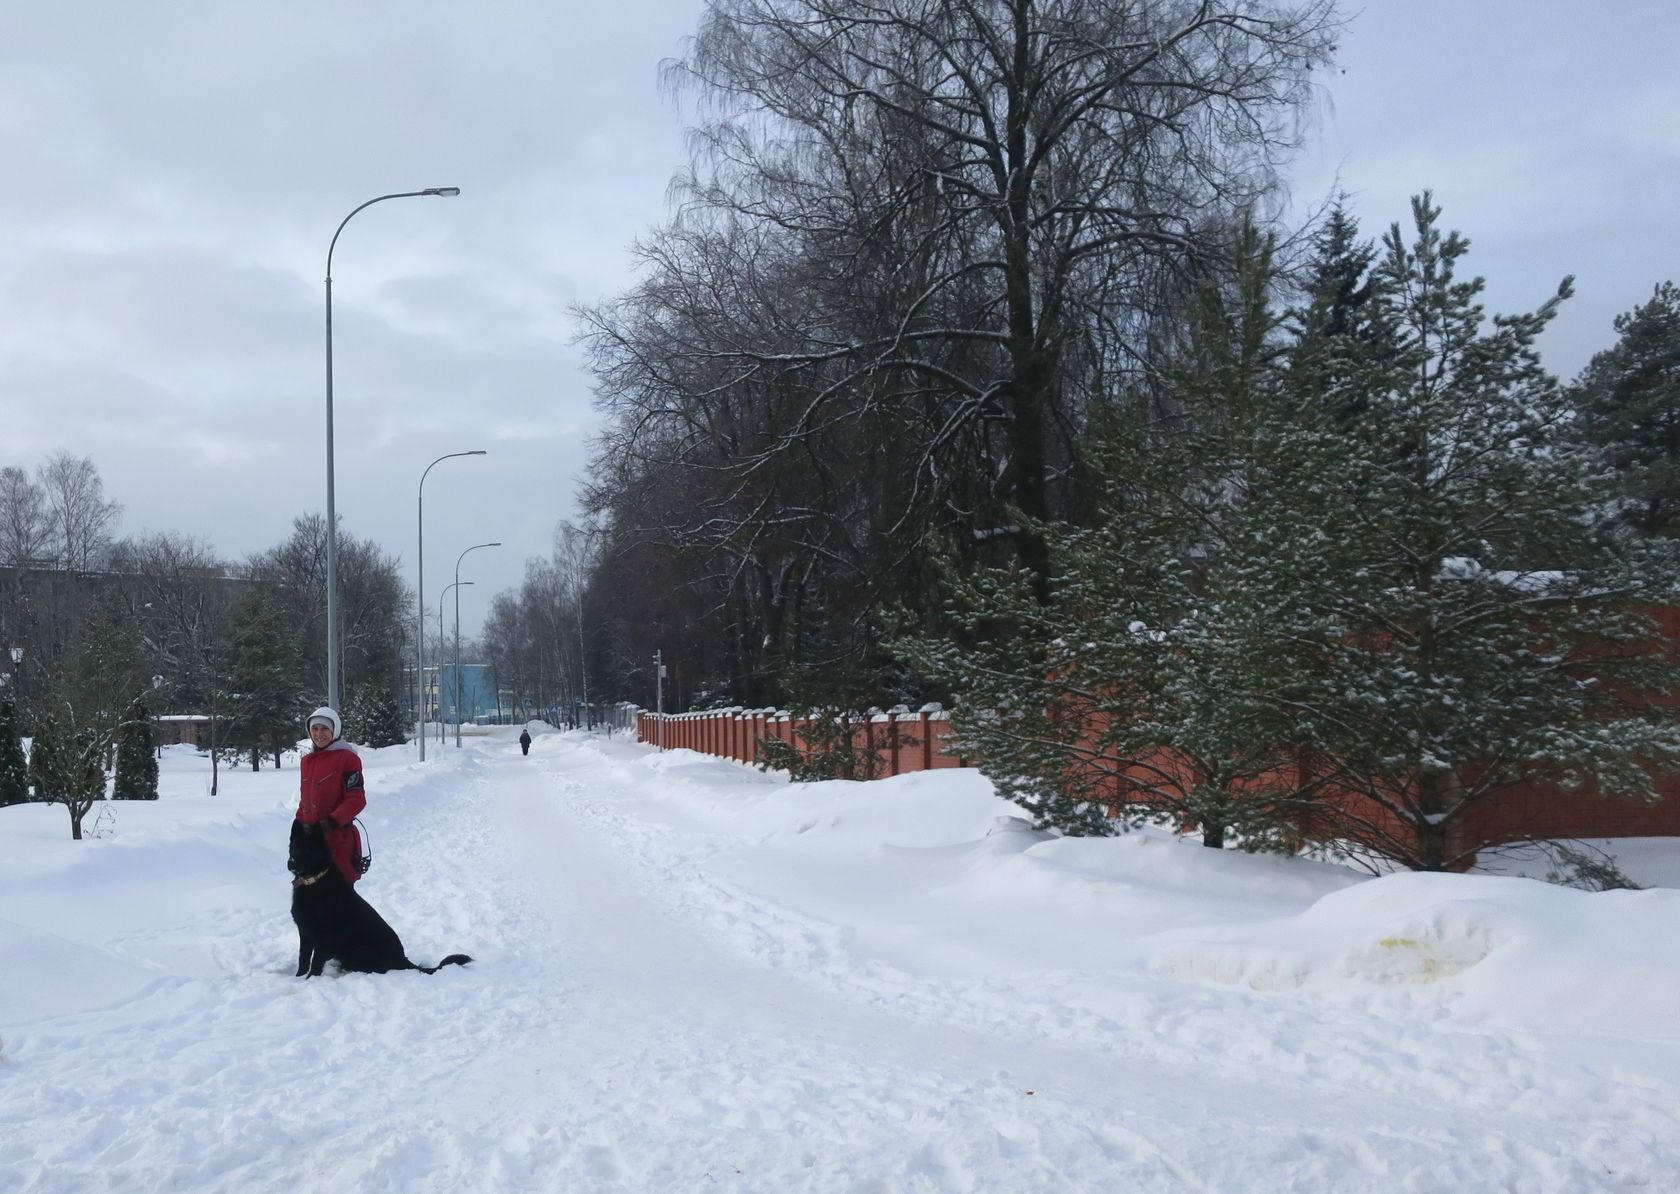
636, 707, 969, 778
635, 607, 1680, 852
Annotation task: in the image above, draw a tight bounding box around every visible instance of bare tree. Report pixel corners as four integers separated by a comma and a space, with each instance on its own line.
37, 452, 121, 572
247, 515, 411, 705
581, 0, 1341, 704
554, 521, 601, 714
0, 466, 52, 568
673, 0, 1339, 588
115, 532, 241, 795
478, 554, 587, 723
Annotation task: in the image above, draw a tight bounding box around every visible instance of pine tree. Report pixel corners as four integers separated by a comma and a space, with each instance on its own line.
27, 702, 109, 837
900, 222, 1320, 846
902, 197, 1680, 869
1247, 193, 1680, 870
27, 704, 61, 803
344, 682, 407, 748
1295, 201, 1377, 345
1288, 200, 1383, 425
112, 695, 159, 800
1567, 280, 1680, 538
1087, 221, 1323, 849
0, 693, 28, 807
225, 588, 308, 769
36, 604, 147, 836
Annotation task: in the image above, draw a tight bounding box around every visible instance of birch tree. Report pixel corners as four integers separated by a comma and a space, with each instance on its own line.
0, 466, 52, 569
37, 452, 121, 573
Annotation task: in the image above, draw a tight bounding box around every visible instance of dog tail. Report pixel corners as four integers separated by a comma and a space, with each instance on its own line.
418, 953, 473, 974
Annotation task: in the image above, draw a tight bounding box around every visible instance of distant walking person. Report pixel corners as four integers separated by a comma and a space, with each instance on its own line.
297, 707, 366, 884
519, 728, 532, 756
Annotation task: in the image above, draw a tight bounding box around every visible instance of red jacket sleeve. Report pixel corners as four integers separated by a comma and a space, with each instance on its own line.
329, 752, 367, 826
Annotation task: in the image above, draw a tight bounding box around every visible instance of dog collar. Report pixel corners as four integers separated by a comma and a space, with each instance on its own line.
293, 867, 332, 887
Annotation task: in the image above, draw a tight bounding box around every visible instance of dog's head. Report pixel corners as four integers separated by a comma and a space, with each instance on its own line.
288, 819, 332, 877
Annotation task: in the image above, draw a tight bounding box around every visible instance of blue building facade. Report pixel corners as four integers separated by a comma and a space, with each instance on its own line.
434, 663, 499, 724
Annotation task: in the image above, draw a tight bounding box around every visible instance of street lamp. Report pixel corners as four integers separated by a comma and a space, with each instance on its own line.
439, 581, 472, 745
151, 674, 163, 758
324, 185, 460, 711
453, 541, 501, 746
417, 450, 486, 760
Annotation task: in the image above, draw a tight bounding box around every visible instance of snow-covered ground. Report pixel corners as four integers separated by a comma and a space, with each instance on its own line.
3, 727, 1678, 1192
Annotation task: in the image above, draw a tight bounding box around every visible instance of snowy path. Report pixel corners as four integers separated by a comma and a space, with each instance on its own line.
382, 747, 1221, 1190
3, 731, 1678, 1191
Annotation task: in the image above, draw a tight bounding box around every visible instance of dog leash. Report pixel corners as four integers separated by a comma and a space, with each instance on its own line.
353, 817, 373, 876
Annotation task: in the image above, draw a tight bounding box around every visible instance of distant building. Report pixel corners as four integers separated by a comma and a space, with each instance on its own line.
154, 714, 213, 747
435, 663, 498, 724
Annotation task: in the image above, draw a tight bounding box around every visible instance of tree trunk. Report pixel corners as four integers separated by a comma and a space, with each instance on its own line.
209, 709, 219, 796
1415, 774, 1447, 871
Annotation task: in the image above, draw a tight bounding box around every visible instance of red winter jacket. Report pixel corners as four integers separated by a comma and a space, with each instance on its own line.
298, 739, 367, 884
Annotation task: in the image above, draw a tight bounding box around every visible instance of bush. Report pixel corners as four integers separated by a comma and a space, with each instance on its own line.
754, 713, 888, 783
344, 684, 407, 748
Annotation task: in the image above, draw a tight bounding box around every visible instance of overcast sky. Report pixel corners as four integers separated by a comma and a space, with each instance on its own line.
0, 1, 1674, 642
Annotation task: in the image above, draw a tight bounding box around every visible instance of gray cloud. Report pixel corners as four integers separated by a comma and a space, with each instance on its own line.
0, 0, 703, 632
1296, 0, 1680, 377
0, 0, 1673, 638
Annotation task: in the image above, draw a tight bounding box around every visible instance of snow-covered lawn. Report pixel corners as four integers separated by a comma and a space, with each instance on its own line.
2, 729, 1677, 1192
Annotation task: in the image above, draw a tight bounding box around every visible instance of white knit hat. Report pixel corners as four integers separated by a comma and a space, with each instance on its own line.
306, 706, 341, 736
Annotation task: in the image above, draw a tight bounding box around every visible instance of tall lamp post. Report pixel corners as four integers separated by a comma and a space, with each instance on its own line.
416, 450, 486, 760
453, 541, 501, 746
324, 186, 460, 711
439, 581, 472, 745
150, 673, 163, 759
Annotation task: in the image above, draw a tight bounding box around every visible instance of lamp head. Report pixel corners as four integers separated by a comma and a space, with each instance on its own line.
424, 187, 462, 197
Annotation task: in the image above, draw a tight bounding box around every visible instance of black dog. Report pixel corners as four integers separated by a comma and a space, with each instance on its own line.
288, 820, 471, 978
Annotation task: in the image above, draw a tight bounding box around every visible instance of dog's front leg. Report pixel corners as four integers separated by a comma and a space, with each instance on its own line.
297, 932, 312, 978
307, 946, 329, 978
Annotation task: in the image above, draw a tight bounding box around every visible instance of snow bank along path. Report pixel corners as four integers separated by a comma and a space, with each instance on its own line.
2, 728, 1677, 1191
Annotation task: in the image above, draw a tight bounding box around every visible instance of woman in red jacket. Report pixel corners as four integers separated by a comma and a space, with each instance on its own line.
297, 707, 367, 884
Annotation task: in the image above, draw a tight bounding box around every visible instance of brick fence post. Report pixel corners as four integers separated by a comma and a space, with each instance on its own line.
919, 702, 941, 770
